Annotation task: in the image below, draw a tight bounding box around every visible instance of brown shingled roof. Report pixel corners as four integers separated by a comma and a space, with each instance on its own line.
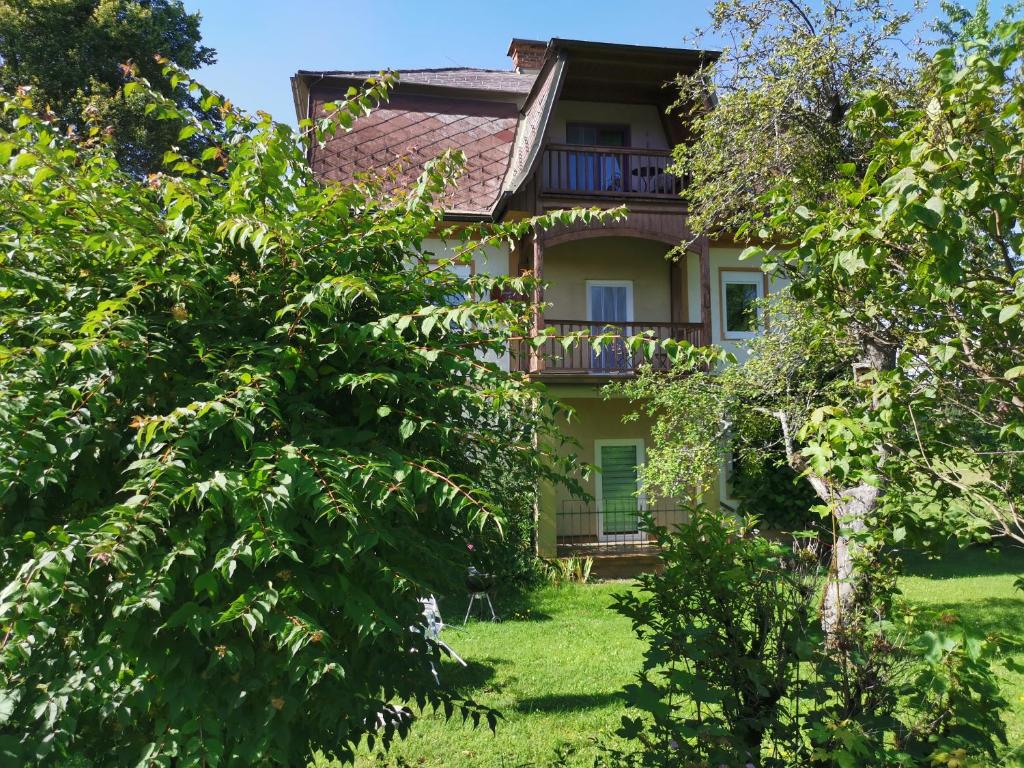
309, 90, 520, 214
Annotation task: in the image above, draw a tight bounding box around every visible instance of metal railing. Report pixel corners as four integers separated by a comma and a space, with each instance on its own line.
541, 144, 682, 198
512, 319, 706, 375
556, 500, 688, 556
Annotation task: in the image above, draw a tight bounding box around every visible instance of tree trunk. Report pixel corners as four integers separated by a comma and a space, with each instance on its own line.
819, 481, 879, 642
773, 407, 884, 645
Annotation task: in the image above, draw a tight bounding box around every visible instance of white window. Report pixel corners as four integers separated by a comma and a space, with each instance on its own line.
720, 270, 764, 340
595, 439, 646, 540
586, 280, 633, 372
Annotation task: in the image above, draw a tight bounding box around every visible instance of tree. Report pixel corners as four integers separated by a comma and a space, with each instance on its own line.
668, 0, 932, 641
746, 10, 1024, 549
672, 0, 918, 240
0, 66, 610, 764
617, 291, 857, 533
0, 0, 216, 174
608, 508, 1011, 767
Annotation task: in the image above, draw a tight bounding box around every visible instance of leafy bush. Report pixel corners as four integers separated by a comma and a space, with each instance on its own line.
460, 449, 546, 590
608, 507, 1012, 767
729, 454, 820, 532
0, 67, 612, 764
616, 290, 857, 534
611, 507, 821, 765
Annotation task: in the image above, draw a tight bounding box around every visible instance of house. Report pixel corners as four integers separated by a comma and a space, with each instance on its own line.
291, 38, 777, 572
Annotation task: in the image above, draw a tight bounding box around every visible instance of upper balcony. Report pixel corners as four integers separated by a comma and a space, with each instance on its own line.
540, 144, 682, 200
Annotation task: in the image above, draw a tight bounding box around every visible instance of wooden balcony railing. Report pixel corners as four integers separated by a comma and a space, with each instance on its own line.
512, 319, 707, 376
541, 144, 682, 198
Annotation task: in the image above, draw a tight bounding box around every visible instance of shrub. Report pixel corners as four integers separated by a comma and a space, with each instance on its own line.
545, 556, 594, 586
0, 67, 613, 764
608, 507, 1011, 767
611, 507, 821, 765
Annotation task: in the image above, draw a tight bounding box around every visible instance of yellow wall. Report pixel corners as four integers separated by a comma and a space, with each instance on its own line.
543, 237, 677, 323
549, 101, 670, 150
537, 390, 720, 556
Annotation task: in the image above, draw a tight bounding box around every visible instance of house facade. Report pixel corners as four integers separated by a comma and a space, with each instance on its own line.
292, 38, 777, 570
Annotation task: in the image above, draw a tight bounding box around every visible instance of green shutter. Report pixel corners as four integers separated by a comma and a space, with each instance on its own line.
600, 444, 640, 534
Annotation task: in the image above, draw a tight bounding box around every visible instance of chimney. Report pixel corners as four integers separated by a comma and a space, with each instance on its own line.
507, 38, 547, 73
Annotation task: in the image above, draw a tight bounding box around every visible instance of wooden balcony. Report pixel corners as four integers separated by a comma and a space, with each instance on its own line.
512, 319, 707, 377
541, 144, 682, 199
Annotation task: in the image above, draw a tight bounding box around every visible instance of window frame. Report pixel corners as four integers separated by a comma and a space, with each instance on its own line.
718, 268, 767, 340
427, 257, 476, 306
585, 279, 634, 324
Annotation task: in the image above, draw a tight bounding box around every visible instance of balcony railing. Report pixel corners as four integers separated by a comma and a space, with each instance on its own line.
512, 319, 706, 376
557, 501, 687, 556
541, 144, 682, 198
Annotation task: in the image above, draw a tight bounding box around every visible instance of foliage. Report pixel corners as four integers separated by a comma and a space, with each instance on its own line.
728, 457, 819, 532
745, 11, 1024, 548
0, 63, 620, 764
607, 509, 1013, 767
611, 508, 822, 765
615, 359, 727, 508
0, 0, 216, 174
454, 445, 544, 590
671, 0, 918, 238
544, 556, 594, 586
615, 291, 858, 531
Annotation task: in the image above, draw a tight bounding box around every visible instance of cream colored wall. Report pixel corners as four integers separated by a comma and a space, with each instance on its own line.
548, 101, 669, 150
421, 236, 510, 369
543, 237, 675, 322
685, 246, 790, 360
537, 391, 718, 556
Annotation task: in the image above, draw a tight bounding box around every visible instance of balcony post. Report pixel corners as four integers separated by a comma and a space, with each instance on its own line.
530, 233, 545, 373
698, 236, 711, 346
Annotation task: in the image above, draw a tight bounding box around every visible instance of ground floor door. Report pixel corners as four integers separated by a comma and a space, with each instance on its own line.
596, 439, 645, 540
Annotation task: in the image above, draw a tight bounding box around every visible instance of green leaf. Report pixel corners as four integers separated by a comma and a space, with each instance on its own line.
399, 419, 416, 441
31, 167, 55, 187
998, 304, 1020, 324
11, 151, 36, 172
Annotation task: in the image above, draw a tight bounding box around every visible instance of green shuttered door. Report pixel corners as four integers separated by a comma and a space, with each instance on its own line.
600, 443, 640, 535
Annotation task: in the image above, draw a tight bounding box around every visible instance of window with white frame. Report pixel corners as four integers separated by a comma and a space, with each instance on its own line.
586, 280, 633, 372
425, 259, 475, 306
720, 270, 764, 340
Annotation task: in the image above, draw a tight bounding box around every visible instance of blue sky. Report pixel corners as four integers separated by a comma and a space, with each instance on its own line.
181, 0, 968, 125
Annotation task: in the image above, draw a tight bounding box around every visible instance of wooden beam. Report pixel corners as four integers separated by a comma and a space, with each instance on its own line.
698, 236, 711, 346
530, 234, 545, 373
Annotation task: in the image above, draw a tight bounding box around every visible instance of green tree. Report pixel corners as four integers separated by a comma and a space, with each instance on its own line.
608, 508, 1011, 767
672, 0, 917, 240
745, 10, 1024, 550
0, 67, 611, 764
0, 0, 216, 174
669, 0, 931, 641
617, 291, 858, 532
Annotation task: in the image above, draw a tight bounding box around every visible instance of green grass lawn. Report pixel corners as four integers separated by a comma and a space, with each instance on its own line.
353, 547, 1024, 767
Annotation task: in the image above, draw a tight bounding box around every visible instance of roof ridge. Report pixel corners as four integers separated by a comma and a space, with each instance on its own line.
299, 67, 523, 76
